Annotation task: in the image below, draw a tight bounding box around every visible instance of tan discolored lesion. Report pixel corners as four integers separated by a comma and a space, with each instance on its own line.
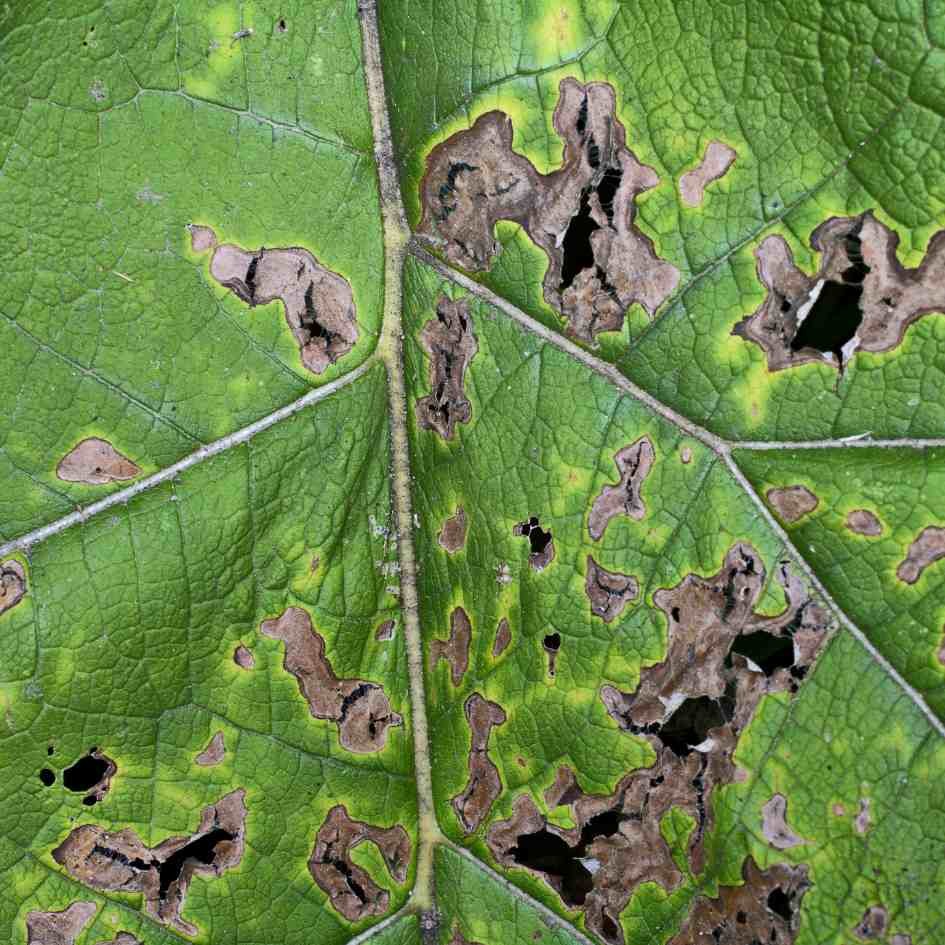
896, 525, 945, 584
26, 902, 97, 945
452, 693, 507, 834
489, 544, 830, 944
0, 558, 26, 616
52, 791, 246, 937
678, 140, 737, 208
733, 213, 945, 372
437, 506, 468, 553
765, 485, 819, 524
189, 224, 358, 375
429, 606, 472, 687
308, 805, 410, 922
260, 607, 402, 753
588, 437, 654, 541
56, 438, 141, 484
585, 555, 639, 623
418, 78, 679, 345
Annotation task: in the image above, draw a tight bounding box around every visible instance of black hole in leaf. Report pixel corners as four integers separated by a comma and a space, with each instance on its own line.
736, 911, 747, 924
277, 17, 287, 31
780, 297, 792, 313
659, 696, 728, 755
766, 887, 793, 922
63, 751, 109, 793
559, 189, 600, 291
670, 606, 681, 622
575, 96, 588, 136
728, 631, 794, 676
47, 745, 54, 756
596, 167, 623, 224
244, 254, 259, 301
587, 138, 601, 169
39, 768, 55, 787
600, 913, 620, 943
82, 795, 97, 807
158, 829, 234, 899
512, 830, 593, 906
511, 808, 623, 909
790, 232, 869, 361
543, 633, 561, 651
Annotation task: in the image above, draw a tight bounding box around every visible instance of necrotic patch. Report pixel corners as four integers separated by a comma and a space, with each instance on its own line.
191, 225, 358, 375
418, 78, 679, 345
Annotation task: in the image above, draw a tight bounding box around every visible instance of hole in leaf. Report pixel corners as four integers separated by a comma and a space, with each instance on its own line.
728, 631, 794, 675
63, 751, 109, 793
39, 768, 55, 787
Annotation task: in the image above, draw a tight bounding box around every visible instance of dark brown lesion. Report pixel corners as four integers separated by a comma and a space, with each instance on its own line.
668, 858, 810, 944
260, 607, 402, 753
585, 556, 639, 623
438, 506, 468, 553
452, 693, 507, 833
733, 212, 945, 372
416, 297, 478, 440
52, 790, 246, 937
513, 517, 556, 571
26, 902, 97, 945
429, 606, 472, 687
56, 438, 141, 484
492, 618, 511, 657
309, 805, 410, 922
189, 224, 358, 375
0, 559, 26, 616
854, 906, 889, 940
765, 485, 819, 523
846, 509, 883, 536
489, 545, 830, 944
418, 78, 679, 345
896, 525, 945, 584
194, 731, 226, 767
588, 437, 655, 541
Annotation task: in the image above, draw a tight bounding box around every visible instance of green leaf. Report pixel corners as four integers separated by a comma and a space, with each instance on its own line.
2, 2, 945, 945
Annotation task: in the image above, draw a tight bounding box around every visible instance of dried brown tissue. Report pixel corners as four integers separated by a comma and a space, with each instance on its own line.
419, 78, 679, 345
488, 544, 830, 944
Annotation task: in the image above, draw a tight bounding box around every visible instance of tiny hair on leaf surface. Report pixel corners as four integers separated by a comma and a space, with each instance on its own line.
2, 2, 945, 945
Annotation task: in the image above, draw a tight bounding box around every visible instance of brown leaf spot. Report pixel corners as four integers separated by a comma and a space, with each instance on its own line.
589, 437, 655, 540
233, 644, 255, 669
438, 506, 468, 553
586, 555, 639, 623
95, 934, 142, 945
195, 731, 225, 767
260, 607, 402, 752
452, 693, 507, 833
57, 438, 141, 485
492, 618, 511, 658
680, 446, 693, 464
52, 790, 246, 937
418, 78, 679, 344
448, 926, 483, 945
429, 606, 472, 687
375, 619, 396, 642
26, 902, 97, 945
417, 297, 478, 440
195, 229, 358, 375
733, 212, 945, 371
309, 805, 410, 922
896, 526, 945, 584
514, 517, 555, 571
854, 906, 889, 940
892, 936, 913, 945
669, 857, 810, 945
0, 559, 26, 616
766, 486, 818, 523
846, 509, 883, 536
595, 544, 828, 890
679, 141, 737, 207
762, 794, 807, 849
187, 224, 218, 252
